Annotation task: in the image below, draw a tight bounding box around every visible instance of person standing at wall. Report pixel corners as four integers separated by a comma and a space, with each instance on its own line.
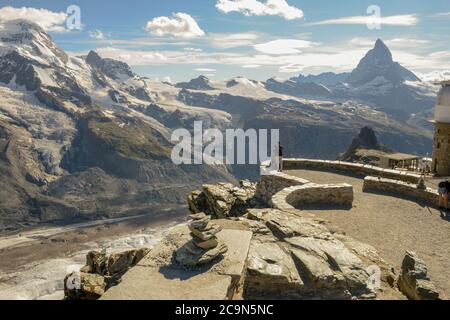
278, 143, 283, 172
438, 180, 449, 210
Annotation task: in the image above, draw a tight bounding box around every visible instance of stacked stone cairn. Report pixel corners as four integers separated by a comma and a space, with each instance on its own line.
175, 212, 228, 267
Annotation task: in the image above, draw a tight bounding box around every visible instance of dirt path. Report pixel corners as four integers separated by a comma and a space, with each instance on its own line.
287, 169, 450, 298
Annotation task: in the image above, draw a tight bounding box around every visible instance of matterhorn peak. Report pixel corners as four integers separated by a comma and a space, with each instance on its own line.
347, 38, 419, 85
374, 38, 388, 50
371, 38, 393, 61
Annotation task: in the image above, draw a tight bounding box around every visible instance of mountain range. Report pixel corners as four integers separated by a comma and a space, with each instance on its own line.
0, 19, 436, 232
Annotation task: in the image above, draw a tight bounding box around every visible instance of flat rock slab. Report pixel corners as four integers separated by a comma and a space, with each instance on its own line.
101, 266, 233, 300
101, 224, 252, 300
101, 266, 232, 300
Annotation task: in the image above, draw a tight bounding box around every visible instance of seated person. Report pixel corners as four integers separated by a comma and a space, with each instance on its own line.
437, 180, 449, 210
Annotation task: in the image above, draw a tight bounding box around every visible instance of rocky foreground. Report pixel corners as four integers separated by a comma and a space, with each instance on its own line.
64, 180, 441, 300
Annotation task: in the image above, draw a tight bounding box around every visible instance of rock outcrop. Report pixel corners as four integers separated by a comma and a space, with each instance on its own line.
397, 251, 440, 300
339, 126, 391, 164
243, 208, 382, 299
188, 180, 257, 218
183, 178, 404, 300
64, 248, 150, 300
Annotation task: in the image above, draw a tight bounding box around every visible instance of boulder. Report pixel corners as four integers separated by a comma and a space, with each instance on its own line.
397, 251, 440, 300
106, 249, 151, 276
287, 237, 373, 299
64, 248, 151, 300
86, 250, 107, 275
187, 190, 208, 214
187, 180, 257, 218
245, 241, 304, 299
246, 208, 330, 240
64, 272, 106, 300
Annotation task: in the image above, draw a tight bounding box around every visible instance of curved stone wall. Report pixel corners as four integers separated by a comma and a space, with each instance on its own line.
256, 161, 310, 204
271, 183, 354, 212
363, 176, 439, 207
283, 158, 421, 184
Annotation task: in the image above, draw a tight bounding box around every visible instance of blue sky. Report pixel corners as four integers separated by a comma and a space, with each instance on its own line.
1, 0, 449, 81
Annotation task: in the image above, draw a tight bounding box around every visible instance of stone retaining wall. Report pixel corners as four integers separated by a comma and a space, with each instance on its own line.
363, 176, 439, 207
271, 183, 354, 212
255, 172, 310, 204
283, 159, 421, 184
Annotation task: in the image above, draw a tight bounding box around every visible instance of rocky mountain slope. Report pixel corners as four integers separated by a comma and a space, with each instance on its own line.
0, 20, 235, 233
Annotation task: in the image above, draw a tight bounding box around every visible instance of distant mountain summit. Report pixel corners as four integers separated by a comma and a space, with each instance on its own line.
265, 77, 332, 98
86, 50, 134, 81
176, 76, 214, 90
290, 72, 350, 86
347, 39, 420, 86
340, 126, 391, 163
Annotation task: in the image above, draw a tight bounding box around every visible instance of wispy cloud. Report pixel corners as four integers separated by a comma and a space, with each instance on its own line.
89, 29, 106, 40
0, 6, 68, 32
431, 12, 450, 18
208, 32, 260, 48
145, 12, 205, 38
216, 0, 304, 20
73, 35, 450, 76
195, 68, 216, 72
254, 39, 316, 55
349, 37, 429, 49
307, 14, 418, 27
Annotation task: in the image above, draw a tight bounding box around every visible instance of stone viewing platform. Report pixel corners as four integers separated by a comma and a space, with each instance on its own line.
65, 158, 448, 300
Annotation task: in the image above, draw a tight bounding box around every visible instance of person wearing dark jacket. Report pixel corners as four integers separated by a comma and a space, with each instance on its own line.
438, 180, 449, 210
278, 143, 283, 172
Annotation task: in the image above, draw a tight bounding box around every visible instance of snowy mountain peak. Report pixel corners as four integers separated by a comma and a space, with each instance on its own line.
0, 19, 68, 67
85, 50, 134, 81
374, 38, 390, 54
176, 75, 214, 90
347, 39, 419, 86
226, 76, 262, 88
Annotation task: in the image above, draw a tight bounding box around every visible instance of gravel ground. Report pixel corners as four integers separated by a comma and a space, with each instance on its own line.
287, 169, 450, 299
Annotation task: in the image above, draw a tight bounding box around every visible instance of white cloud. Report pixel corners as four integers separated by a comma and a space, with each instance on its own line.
216, 0, 303, 20
0, 6, 68, 32
195, 68, 216, 72
184, 47, 203, 52
308, 14, 418, 27
349, 37, 429, 49
431, 12, 450, 18
209, 32, 260, 48
254, 39, 315, 55
142, 52, 168, 61
145, 12, 205, 38
89, 29, 105, 40
84, 36, 450, 75
278, 64, 304, 73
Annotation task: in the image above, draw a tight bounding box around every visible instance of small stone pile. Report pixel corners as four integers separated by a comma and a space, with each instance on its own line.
176, 212, 228, 267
